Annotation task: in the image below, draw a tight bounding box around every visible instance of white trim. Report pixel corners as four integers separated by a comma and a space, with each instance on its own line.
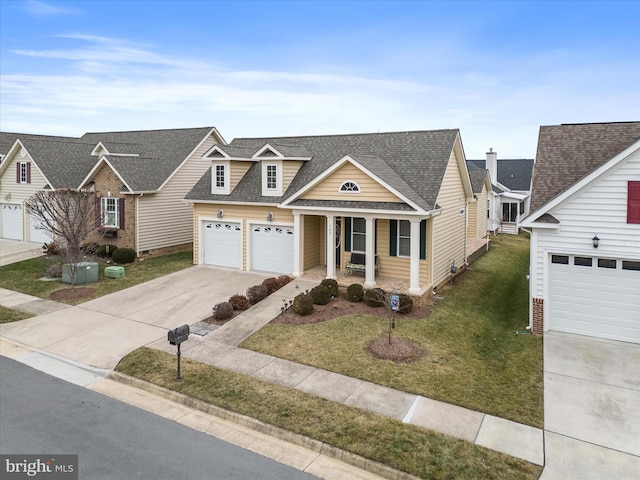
252, 143, 312, 161
78, 156, 134, 192
285, 205, 442, 219
202, 144, 256, 161
247, 219, 295, 273
262, 160, 283, 196
0, 140, 53, 188
409, 219, 421, 294
364, 216, 375, 287
524, 138, 640, 227
292, 212, 302, 276
326, 214, 336, 279
198, 216, 244, 268
338, 180, 361, 193
212, 160, 230, 195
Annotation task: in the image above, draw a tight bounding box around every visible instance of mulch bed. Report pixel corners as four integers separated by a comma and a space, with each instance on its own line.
49, 287, 96, 301
368, 335, 425, 363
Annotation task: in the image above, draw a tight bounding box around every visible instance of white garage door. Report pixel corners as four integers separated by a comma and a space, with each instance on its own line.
549, 254, 640, 343
2, 204, 23, 240
251, 224, 294, 274
29, 214, 52, 244
203, 221, 241, 269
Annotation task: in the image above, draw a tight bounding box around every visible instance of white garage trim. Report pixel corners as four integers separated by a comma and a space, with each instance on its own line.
548, 253, 640, 344
2, 204, 23, 240
249, 221, 294, 274
201, 218, 242, 269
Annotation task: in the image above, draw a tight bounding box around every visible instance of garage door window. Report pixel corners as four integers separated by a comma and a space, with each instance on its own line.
622, 261, 640, 271
574, 256, 592, 267
551, 255, 569, 265
598, 259, 617, 269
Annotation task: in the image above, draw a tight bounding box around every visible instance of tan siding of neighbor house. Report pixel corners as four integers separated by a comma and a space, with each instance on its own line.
283, 161, 304, 193
230, 161, 252, 191
301, 163, 403, 203
88, 163, 136, 250
303, 214, 322, 270
432, 150, 468, 288
193, 203, 294, 269
475, 188, 488, 239
137, 134, 218, 254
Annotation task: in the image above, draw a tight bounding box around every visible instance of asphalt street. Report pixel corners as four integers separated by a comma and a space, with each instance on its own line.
0, 357, 318, 480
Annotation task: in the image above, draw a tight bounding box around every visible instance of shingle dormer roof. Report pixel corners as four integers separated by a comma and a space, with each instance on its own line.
186, 129, 462, 212
530, 122, 640, 213
466, 158, 534, 191
468, 169, 488, 194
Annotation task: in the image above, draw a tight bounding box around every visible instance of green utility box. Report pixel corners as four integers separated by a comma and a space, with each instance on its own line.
62, 262, 99, 285
104, 266, 125, 279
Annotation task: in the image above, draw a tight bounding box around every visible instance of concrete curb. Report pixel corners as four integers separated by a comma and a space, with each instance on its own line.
109, 371, 420, 480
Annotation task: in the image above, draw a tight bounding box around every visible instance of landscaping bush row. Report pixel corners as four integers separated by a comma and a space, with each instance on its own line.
212, 275, 292, 320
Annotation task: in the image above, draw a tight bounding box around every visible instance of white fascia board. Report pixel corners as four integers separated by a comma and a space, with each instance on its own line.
453, 133, 474, 200
0, 139, 54, 188
90, 141, 109, 156
281, 156, 350, 205
253, 143, 284, 159
283, 204, 441, 219
500, 191, 528, 201
78, 156, 133, 193
527, 139, 640, 223
189, 200, 281, 206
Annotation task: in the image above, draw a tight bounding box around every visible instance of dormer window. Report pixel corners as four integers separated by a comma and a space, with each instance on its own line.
339, 181, 360, 193
212, 160, 230, 194
262, 161, 282, 196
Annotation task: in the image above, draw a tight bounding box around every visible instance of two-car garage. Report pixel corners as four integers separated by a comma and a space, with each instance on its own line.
202, 220, 294, 274
548, 254, 640, 344
1, 203, 52, 244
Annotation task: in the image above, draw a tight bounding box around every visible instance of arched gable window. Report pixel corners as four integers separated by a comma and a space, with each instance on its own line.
339, 181, 360, 193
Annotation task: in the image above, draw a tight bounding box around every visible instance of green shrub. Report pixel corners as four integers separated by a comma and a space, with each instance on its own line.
292, 293, 314, 316
261, 277, 281, 295
212, 301, 234, 320
97, 244, 118, 258
320, 278, 339, 297
346, 283, 364, 302
398, 294, 414, 314
229, 294, 250, 311
310, 285, 331, 305
277, 275, 292, 288
246, 284, 269, 305
364, 288, 386, 307
112, 247, 136, 264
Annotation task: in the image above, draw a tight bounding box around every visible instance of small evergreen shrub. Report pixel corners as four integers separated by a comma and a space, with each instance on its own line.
364, 288, 386, 307
229, 294, 250, 311
212, 301, 234, 320
292, 293, 314, 316
346, 283, 364, 302
277, 275, 292, 288
320, 278, 339, 297
398, 294, 414, 314
45, 264, 62, 278
97, 244, 118, 258
112, 247, 136, 264
310, 285, 331, 305
262, 277, 281, 295
246, 284, 269, 305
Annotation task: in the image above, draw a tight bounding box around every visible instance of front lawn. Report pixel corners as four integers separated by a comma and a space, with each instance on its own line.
0, 306, 34, 324
242, 234, 543, 428
0, 251, 194, 305
116, 347, 542, 480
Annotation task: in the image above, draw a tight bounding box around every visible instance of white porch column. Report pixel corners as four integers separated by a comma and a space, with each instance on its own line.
326, 215, 336, 279
293, 212, 302, 277
409, 219, 421, 294
364, 216, 375, 287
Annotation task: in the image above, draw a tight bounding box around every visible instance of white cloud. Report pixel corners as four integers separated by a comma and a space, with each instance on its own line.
22, 0, 80, 17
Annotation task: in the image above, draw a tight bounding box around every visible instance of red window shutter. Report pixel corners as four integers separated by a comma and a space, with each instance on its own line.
16, 164, 20, 183
628, 181, 640, 224
95, 197, 101, 227
119, 198, 125, 230
26, 162, 31, 183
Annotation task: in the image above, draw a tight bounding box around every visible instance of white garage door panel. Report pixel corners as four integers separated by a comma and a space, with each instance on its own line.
549, 256, 640, 344
251, 225, 293, 274
2, 204, 23, 240
203, 221, 241, 269
29, 215, 52, 244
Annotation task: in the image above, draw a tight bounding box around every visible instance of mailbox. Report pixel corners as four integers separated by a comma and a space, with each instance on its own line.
168, 324, 190, 345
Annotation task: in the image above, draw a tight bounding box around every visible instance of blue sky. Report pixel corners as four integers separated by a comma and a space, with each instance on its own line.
1, 0, 638, 158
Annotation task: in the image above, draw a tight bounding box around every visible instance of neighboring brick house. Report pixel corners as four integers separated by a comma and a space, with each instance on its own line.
523, 122, 640, 343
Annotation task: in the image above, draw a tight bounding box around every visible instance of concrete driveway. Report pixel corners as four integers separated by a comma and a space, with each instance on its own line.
0, 266, 270, 369
541, 332, 640, 479
0, 239, 44, 266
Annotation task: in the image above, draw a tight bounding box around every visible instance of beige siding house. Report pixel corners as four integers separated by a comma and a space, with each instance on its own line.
186, 129, 476, 296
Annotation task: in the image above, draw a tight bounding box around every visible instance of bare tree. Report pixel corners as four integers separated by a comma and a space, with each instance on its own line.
365, 282, 409, 344
25, 188, 100, 287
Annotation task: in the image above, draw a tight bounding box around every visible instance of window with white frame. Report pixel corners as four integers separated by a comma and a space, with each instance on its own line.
502, 202, 518, 223
397, 220, 411, 257
19, 162, 29, 183
266, 164, 277, 190
261, 161, 282, 196
352, 217, 366, 252
211, 161, 230, 194
101, 197, 119, 228
339, 181, 360, 193
215, 164, 225, 188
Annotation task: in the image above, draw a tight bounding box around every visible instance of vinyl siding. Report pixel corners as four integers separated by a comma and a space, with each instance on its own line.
193, 203, 294, 269
301, 162, 403, 203
283, 160, 304, 193
303, 214, 322, 269
531, 150, 640, 298
137, 133, 218, 253
432, 150, 468, 287
468, 187, 488, 239
230, 161, 252, 191
375, 218, 431, 285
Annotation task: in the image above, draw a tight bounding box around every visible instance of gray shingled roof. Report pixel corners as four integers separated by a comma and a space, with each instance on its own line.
466, 158, 534, 191
288, 199, 416, 211
0, 132, 79, 158
530, 122, 640, 213
468, 169, 487, 194
186, 129, 460, 211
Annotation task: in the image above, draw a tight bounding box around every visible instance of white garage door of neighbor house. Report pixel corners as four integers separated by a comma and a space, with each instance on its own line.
251, 224, 294, 274
2, 204, 23, 240
29, 214, 52, 244
549, 254, 640, 344
203, 221, 241, 269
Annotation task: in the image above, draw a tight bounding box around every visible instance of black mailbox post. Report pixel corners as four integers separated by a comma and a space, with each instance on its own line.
167, 324, 190, 381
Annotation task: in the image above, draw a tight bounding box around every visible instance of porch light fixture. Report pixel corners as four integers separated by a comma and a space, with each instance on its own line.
217, 209, 223, 219
267, 212, 274, 221
592, 235, 599, 249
